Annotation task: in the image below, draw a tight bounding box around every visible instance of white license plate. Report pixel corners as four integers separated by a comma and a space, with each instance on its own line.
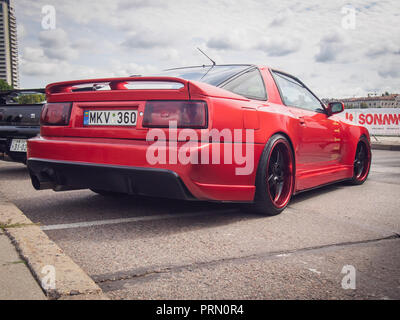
84, 110, 138, 126
10, 139, 27, 152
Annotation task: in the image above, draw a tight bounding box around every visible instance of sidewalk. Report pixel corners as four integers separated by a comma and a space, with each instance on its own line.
370, 135, 400, 151
0, 230, 46, 300
0, 190, 106, 300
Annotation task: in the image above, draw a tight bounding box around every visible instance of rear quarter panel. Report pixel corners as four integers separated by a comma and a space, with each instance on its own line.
340, 116, 371, 166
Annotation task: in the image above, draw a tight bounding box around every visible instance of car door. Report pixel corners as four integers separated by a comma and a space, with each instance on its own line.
272, 71, 342, 170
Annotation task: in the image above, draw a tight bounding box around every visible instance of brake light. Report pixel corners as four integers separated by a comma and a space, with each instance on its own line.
40, 103, 72, 126
143, 101, 207, 128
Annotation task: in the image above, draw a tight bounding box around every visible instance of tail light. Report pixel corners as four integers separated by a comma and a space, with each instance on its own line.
143, 100, 207, 128
40, 103, 72, 126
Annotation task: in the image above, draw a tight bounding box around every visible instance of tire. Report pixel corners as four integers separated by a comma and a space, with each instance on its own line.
349, 136, 371, 185
90, 189, 126, 197
244, 134, 295, 216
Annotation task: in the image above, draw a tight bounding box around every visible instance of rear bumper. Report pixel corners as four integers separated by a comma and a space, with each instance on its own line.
27, 136, 261, 201
28, 158, 194, 200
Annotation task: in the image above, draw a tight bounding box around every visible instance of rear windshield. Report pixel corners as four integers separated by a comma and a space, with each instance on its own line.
156, 65, 252, 86
0, 91, 46, 105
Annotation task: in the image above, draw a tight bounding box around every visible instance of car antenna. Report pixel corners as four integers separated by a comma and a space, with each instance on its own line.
197, 47, 216, 66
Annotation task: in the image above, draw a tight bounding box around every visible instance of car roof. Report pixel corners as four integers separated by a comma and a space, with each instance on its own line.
164, 64, 258, 71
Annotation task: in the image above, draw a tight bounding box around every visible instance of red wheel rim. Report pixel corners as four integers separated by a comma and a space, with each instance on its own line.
354, 140, 371, 181
266, 140, 294, 208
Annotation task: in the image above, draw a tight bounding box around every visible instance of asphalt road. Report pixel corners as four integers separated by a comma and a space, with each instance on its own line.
0, 150, 399, 299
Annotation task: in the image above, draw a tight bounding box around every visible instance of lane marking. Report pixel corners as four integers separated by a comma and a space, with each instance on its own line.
40, 209, 239, 231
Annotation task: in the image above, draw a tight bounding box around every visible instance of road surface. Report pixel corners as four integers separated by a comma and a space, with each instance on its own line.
0, 149, 399, 299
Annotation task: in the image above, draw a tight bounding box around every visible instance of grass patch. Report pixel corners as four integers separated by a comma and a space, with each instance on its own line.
1, 260, 26, 267
0, 219, 40, 231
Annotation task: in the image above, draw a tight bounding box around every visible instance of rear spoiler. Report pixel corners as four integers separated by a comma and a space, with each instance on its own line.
46, 77, 189, 95
45, 76, 250, 103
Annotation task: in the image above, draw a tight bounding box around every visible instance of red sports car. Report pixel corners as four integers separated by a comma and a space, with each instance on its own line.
27, 65, 371, 216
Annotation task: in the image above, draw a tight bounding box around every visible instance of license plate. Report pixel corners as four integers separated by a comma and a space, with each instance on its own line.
10, 139, 27, 152
84, 110, 138, 126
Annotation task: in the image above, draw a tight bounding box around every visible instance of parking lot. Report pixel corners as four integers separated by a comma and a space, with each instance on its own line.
0, 149, 399, 299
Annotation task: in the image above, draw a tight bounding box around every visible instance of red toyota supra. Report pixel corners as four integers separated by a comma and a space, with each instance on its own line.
27, 65, 371, 215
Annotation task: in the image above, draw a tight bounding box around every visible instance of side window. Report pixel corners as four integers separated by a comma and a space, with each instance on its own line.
273, 72, 323, 112
222, 69, 267, 100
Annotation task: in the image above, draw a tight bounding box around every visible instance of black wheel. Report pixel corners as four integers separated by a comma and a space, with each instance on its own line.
349, 136, 371, 185
244, 134, 295, 216
90, 189, 126, 196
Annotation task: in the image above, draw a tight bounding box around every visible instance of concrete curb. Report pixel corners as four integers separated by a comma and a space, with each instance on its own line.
0, 192, 108, 300
371, 144, 400, 151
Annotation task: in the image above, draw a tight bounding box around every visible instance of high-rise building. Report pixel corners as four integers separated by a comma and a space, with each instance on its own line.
0, 0, 19, 88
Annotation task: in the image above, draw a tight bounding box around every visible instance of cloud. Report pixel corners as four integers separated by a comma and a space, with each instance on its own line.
366, 40, 400, 58
269, 9, 292, 27
39, 29, 79, 60
206, 30, 253, 51
206, 36, 242, 51
20, 47, 60, 76
118, 0, 167, 10
378, 61, 400, 78
17, 24, 26, 39
122, 31, 171, 49
315, 33, 344, 63
13, 0, 400, 97
255, 37, 301, 56
109, 60, 159, 76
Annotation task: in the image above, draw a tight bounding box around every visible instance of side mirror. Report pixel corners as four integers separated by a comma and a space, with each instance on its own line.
327, 102, 344, 115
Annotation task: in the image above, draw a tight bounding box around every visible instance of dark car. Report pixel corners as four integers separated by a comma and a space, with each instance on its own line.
0, 89, 45, 163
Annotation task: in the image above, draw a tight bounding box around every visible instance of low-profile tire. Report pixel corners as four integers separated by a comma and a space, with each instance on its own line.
244, 134, 295, 216
349, 136, 371, 185
90, 189, 126, 197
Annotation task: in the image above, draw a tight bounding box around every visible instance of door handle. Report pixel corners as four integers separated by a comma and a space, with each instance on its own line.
299, 116, 306, 125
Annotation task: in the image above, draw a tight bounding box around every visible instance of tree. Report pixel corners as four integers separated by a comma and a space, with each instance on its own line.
0, 79, 13, 91
14, 93, 46, 104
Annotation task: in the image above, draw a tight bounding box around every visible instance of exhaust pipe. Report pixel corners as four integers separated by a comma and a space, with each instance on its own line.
30, 171, 83, 192
31, 174, 54, 190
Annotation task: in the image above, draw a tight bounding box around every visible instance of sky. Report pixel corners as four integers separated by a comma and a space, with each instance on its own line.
14, 0, 400, 99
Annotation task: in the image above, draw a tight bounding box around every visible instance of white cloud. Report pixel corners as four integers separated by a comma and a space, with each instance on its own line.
20, 47, 63, 76
315, 32, 345, 63
366, 40, 400, 58
256, 37, 301, 57
118, 0, 167, 10
13, 0, 400, 97
122, 31, 172, 49
17, 24, 26, 39
39, 29, 79, 60
379, 60, 400, 79
206, 35, 245, 51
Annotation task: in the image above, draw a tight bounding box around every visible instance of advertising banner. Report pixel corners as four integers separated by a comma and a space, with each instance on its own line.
338, 108, 400, 136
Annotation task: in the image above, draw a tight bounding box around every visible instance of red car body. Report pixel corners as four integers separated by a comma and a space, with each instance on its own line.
27, 65, 371, 214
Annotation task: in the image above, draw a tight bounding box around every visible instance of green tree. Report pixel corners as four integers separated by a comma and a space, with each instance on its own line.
14, 93, 46, 104
0, 79, 13, 91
